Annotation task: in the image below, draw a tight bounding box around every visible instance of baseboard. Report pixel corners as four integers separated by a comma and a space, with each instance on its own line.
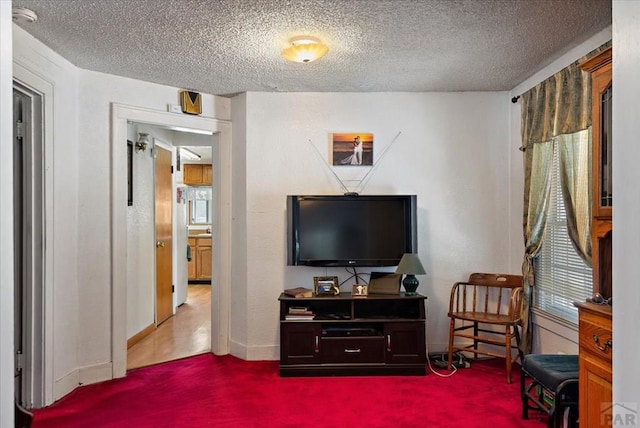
54, 361, 114, 401
54, 369, 80, 402
79, 362, 113, 386
127, 323, 155, 349
229, 340, 278, 361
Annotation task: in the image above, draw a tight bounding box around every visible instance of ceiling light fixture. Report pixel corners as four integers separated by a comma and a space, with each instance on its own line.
179, 147, 202, 161
12, 7, 38, 24
168, 126, 213, 136
282, 36, 329, 64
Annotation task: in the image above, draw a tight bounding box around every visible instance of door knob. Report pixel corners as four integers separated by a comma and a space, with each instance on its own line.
156, 240, 165, 248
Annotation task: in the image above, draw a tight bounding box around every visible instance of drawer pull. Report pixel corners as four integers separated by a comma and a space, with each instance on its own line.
344, 348, 361, 353
387, 335, 391, 352
592, 334, 612, 352
315, 336, 319, 353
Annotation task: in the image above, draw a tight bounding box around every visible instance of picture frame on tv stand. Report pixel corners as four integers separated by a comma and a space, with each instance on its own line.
352, 284, 368, 297
314, 276, 340, 296
368, 272, 401, 295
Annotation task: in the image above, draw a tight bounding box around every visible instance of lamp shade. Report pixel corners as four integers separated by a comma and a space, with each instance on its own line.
395, 253, 426, 275
282, 36, 328, 63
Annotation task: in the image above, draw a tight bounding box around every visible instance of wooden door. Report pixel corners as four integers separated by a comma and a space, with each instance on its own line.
155, 146, 173, 325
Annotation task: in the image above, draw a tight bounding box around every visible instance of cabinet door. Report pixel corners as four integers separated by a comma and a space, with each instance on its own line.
203, 164, 212, 185
197, 244, 212, 280
579, 355, 612, 427
280, 324, 322, 365
384, 323, 425, 365
183, 164, 203, 185
187, 256, 197, 280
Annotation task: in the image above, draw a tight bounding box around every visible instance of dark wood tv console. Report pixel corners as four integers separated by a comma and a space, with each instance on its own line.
279, 292, 426, 376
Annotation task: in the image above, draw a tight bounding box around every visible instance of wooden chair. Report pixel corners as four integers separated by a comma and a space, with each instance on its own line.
447, 272, 524, 383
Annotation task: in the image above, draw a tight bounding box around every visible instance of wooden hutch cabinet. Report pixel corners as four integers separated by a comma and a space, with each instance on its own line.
575, 46, 612, 428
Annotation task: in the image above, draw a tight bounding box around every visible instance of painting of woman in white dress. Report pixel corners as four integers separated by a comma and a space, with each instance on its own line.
331, 133, 373, 166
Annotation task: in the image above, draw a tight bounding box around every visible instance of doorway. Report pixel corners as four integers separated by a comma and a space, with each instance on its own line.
13, 82, 45, 409
125, 133, 214, 370
112, 105, 231, 378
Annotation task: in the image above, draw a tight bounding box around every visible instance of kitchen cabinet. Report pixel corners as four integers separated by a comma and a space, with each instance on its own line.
183, 164, 212, 186
188, 236, 212, 281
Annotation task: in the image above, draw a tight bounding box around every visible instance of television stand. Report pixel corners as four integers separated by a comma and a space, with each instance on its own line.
279, 293, 426, 376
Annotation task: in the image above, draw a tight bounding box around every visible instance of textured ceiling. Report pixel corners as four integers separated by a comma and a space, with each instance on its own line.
13, 0, 611, 97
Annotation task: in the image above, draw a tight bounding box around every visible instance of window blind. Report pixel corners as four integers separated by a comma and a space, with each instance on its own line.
534, 142, 592, 324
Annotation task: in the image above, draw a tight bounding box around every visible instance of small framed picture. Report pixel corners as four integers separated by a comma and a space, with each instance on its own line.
368, 272, 401, 295
352, 284, 368, 297
314, 276, 340, 296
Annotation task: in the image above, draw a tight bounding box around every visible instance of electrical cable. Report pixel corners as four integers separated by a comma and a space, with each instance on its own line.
339, 268, 370, 288
424, 299, 458, 378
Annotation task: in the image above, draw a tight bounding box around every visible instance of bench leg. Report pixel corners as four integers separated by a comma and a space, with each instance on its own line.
521, 367, 529, 419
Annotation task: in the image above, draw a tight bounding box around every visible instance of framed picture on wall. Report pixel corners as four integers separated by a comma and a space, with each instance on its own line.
127, 140, 133, 206
331, 132, 373, 166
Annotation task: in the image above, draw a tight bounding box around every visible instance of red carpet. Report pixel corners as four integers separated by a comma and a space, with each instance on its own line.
33, 354, 546, 427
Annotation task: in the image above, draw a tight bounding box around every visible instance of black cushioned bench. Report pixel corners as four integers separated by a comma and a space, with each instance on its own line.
521, 354, 579, 428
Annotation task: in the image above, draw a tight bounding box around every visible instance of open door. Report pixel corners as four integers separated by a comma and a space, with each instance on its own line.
155, 146, 173, 325
13, 82, 45, 408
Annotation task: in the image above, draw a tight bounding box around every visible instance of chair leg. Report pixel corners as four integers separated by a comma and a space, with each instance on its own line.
505, 325, 512, 384
473, 322, 479, 359
447, 318, 455, 370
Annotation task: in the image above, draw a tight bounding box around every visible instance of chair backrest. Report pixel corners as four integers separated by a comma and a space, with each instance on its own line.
450, 273, 524, 321
467, 273, 523, 288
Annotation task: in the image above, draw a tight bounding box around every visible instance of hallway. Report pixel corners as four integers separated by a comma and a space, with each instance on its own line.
127, 284, 211, 370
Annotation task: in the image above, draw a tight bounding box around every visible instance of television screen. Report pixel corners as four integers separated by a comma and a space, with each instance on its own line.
287, 195, 417, 267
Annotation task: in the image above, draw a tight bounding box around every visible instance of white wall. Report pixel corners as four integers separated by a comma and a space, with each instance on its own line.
508, 27, 612, 355
233, 91, 511, 359
13, 23, 81, 403
230, 93, 248, 357
1, 2, 14, 425
75, 69, 228, 390
12, 24, 231, 402
612, 0, 640, 412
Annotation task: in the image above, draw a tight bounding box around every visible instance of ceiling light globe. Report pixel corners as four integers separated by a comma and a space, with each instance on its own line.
282, 36, 329, 63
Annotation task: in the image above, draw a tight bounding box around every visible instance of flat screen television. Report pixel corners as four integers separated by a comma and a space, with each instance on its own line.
287, 195, 417, 267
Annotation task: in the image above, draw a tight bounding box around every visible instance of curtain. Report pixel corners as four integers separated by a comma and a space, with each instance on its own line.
558, 130, 592, 265
520, 140, 554, 354
179, 186, 212, 203
518, 42, 609, 354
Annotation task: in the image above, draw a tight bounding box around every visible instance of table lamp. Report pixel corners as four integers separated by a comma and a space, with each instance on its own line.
395, 253, 426, 295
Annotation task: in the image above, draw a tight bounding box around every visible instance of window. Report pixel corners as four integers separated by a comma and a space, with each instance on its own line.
189, 200, 211, 225
534, 142, 592, 324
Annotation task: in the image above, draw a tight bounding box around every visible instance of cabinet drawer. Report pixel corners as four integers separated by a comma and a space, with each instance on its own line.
321, 337, 384, 364
579, 319, 612, 362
